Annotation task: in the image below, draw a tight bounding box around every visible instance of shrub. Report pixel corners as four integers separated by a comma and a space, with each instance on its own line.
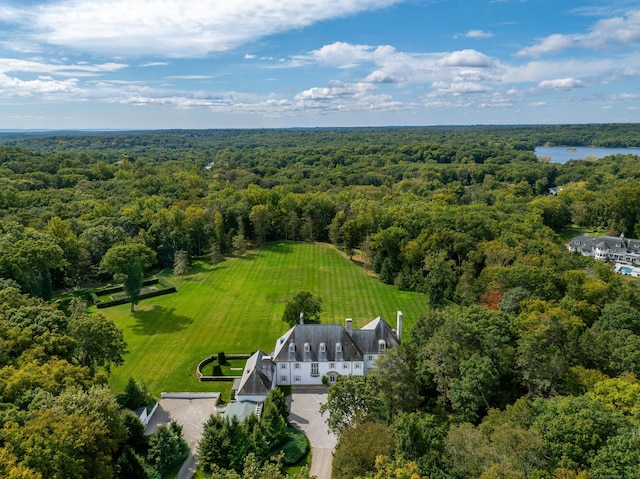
271, 428, 308, 465
218, 351, 227, 365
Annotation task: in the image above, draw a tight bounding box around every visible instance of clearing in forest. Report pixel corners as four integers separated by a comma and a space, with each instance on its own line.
103, 241, 427, 395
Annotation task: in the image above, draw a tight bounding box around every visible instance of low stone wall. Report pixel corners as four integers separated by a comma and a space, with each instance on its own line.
160, 392, 220, 400
197, 353, 250, 381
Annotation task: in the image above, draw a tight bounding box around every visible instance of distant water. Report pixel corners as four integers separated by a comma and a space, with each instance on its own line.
535, 146, 639, 164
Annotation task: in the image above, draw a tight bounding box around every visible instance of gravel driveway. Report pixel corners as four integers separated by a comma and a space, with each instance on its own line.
289, 392, 337, 479
145, 393, 220, 479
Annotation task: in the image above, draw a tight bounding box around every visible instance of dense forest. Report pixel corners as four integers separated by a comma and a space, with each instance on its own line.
1, 124, 640, 478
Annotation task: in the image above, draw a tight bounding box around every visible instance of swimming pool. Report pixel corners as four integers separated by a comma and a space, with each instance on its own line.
619, 266, 633, 275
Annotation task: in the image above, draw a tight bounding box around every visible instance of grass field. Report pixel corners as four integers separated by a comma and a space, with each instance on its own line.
102, 242, 428, 396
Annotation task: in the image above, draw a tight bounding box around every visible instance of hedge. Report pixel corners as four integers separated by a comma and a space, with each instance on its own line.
92, 277, 176, 308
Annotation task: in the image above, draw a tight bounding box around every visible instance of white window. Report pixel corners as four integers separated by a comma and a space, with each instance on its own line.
329, 375, 337, 384
280, 363, 287, 369
320, 343, 326, 353
294, 363, 300, 369
379, 339, 386, 353
354, 363, 361, 369
336, 343, 343, 353
367, 355, 374, 361
304, 343, 310, 353
343, 363, 349, 369
280, 376, 287, 382
330, 362, 336, 369
311, 363, 319, 376
289, 343, 296, 353
294, 376, 301, 383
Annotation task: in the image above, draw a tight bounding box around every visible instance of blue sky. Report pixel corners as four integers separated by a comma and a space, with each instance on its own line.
0, 0, 638, 129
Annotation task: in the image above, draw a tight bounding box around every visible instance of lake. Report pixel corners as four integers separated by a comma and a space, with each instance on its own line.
535, 146, 640, 164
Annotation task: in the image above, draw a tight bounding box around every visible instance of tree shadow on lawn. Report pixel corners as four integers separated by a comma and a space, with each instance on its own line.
131, 305, 194, 336
266, 241, 294, 255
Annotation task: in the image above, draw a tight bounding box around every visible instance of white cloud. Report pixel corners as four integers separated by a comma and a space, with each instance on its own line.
438, 50, 493, 67
517, 9, 640, 57
465, 30, 494, 39
244, 54, 256, 59
0, 58, 127, 76
0, 73, 80, 96
295, 81, 377, 101
364, 70, 403, 83
306, 42, 396, 68
5, 0, 403, 58
538, 77, 586, 90
432, 81, 490, 94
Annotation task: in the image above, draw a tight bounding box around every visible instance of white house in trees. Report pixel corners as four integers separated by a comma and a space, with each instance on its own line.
569, 233, 640, 264
233, 312, 402, 402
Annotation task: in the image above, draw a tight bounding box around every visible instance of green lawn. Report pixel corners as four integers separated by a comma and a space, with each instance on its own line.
102, 242, 428, 396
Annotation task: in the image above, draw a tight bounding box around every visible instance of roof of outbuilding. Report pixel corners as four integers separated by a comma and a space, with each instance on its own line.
235, 350, 272, 397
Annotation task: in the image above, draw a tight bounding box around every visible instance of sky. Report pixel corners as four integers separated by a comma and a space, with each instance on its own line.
0, 0, 639, 129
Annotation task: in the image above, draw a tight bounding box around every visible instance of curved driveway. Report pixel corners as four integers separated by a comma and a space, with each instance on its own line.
289, 392, 337, 479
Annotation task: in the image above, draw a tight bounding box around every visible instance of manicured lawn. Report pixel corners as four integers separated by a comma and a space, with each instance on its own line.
103, 242, 428, 396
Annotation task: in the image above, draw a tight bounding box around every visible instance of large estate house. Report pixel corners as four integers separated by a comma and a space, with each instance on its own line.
569, 233, 640, 264
233, 312, 402, 402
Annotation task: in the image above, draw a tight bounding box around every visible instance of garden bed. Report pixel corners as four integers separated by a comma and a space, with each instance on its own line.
91, 277, 176, 308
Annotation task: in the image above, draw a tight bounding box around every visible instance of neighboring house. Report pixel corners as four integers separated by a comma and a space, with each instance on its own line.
233, 312, 403, 402
569, 233, 640, 264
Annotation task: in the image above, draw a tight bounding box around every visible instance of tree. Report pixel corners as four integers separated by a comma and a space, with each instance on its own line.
210, 239, 222, 264
281, 291, 322, 327
249, 204, 271, 246
100, 243, 157, 313
320, 374, 386, 435
146, 421, 189, 476
332, 422, 393, 479
68, 310, 128, 373
449, 354, 499, 422
173, 249, 189, 275
119, 377, 154, 411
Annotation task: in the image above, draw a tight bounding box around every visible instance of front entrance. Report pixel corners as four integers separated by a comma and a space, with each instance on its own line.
326, 371, 339, 384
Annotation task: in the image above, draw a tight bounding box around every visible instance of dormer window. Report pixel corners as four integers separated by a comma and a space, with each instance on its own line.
319, 342, 327, 360
378, 339, 386, 353
304, 342, 311, 360
289, 343, 296, 360
336, 342, 343, 361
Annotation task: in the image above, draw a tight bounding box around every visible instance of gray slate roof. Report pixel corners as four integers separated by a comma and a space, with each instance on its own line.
272, 317, 399, 362
234, 350, 273, 397
570, 234, 640, 254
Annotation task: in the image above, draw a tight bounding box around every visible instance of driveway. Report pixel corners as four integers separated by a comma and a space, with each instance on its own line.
145, 393, 220, 479
289, 392, 337, 479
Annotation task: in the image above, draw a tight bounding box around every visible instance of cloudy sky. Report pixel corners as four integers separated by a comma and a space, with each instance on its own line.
0, 0, 639, 129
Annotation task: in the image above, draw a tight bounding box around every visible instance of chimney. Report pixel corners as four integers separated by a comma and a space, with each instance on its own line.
345, 318, 352, 335
299, 312, 304, 325
396, 311, 403, 342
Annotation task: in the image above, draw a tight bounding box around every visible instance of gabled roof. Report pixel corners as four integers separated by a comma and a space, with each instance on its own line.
225, 401, 258, 422
271, 317, 400, 362
234, 350, 273, 397
570, 234, 640, 254
351, 317, 400, 354
272, 324, 363, 362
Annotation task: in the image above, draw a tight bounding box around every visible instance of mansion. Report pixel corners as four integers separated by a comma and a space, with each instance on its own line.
569, 233, 640, 264
233, 312, 402, 402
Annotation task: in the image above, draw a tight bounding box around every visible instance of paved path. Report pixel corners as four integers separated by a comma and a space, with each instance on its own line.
145, 395, 219, 479
289, 392, 337, 479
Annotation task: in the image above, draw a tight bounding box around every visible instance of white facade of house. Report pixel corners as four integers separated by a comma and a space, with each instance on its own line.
569, 234, 640, 264
233, 312, 402, 399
